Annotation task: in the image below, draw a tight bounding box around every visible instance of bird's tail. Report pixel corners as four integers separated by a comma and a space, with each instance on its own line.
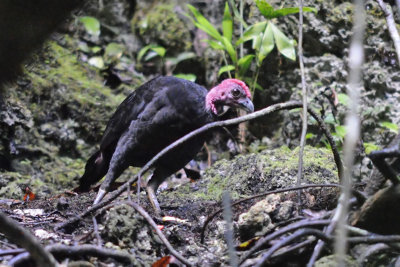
79, 150, 109, 192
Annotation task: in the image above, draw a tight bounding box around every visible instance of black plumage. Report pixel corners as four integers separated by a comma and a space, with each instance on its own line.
79, 76, 254, 214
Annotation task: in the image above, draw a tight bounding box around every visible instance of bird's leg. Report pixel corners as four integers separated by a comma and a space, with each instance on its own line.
146, 184, 162, 216
146, 169, 170, 216
93, 132, 132, 204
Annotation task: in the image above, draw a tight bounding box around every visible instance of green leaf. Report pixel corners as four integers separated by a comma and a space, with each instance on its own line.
79, 16, 100, 36
187, 5, 223, 41
323, 113, 336, 125
270, 23, 296, 60
238, 54, 255, 77
255, 0, 275, 19
338, 93, 349, 106
252, 33, 262, 50
244, 77, 263, 91
222, 2, 233, 42
151, 46, 166, 58
166, 52, 196, 66
78, 42, 90, 53
306, 133, 315, 139
88, 56, 104, 69
174, 73, 197, 82
218, 65, 235, 77
91, 46, 101, 53
227, 0, 248, 28
236, 21, 267, 45
203, 39, 225, 50
137, 44, 166, 62
257, 22, 275, 66
104, 43, 125, 62
137, 45, 152, 62
221, 36, 237, 63
272, 7, 318, 18
380, 121, 399, 134
335, 125, 347, 139
144, 51, 160, 61
363, 142, 380, 154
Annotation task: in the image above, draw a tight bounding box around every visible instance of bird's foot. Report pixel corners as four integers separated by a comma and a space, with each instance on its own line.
93, 188, 107, 205
146, 186, 163, 216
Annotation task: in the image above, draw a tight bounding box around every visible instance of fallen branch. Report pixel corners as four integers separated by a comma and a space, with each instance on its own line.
0, 211, 59, 267
296, 0, 309, 208
239, 218, 330, 265
377, 0, 400, 65
57, 101, 343, 231
254, 229, 331, 267
0, 248, 25, 257
122, 201, 193, 266
334, 0, 365, 262
8, 244, 135, 266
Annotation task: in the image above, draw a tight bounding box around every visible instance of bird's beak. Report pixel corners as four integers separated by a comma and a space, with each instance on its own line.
237, 97, 254, 113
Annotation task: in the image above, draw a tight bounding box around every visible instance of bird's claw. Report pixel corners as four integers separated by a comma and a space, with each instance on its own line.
93, 188, 106, 205
146, 186, 162, 216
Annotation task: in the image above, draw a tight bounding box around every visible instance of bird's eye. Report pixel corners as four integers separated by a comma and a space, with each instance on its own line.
231, 88, 241, 98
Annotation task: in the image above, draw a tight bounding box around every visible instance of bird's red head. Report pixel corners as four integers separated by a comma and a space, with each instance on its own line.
206, 79, 254, 115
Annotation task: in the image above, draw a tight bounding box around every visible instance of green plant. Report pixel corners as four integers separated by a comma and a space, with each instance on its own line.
79, 16, 101, 37
137, 44, 197, 81
188, 1, 316, 94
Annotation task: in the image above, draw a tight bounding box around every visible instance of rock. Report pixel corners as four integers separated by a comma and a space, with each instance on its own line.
237, 195, 276, 241
101, 204, 162, 253
351, 184, 400, 235
173, 146, 340, 210
315, 255, 357, 267
56, 196, 69, 211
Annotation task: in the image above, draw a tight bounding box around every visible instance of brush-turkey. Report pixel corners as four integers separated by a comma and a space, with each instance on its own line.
79, 76, 254, 214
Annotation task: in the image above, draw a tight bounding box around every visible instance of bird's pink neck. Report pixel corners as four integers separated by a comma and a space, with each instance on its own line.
205, 84, 227, 114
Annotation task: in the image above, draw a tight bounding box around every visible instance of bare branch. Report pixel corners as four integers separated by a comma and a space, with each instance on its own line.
8, 244, 135, 266
297, 0, 309, 208
334, 0, 365, 264
222, 191, 239, 267
377, 0, 400, 65
0, 211, 59, 267
122, 201, 193, 266
254, 229, 332, 267
240, 219, 330, 265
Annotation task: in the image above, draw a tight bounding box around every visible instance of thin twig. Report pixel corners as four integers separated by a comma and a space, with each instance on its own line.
297, 0, 308, 210
377, 0, 400, 65
307, 198, 342, 266
349, 235, 400, 243
0, 211, 59, 267
0, 248, 25, 257
254, 229, 332, 267
239, 219, 330, 265
92, 216, 102, 247
222, 191, 239, 267
8, 244, 135, 266
334, 0, 365, 264
122, 201, 193, 266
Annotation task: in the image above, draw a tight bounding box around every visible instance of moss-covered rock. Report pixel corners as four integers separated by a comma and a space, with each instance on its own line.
315, 255, 357, 267
132, 3, 191, 53
162, 146, 339, 209
0, 35, 139, 195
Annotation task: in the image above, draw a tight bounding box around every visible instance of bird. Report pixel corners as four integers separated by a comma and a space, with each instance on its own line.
79, 76, 254, 214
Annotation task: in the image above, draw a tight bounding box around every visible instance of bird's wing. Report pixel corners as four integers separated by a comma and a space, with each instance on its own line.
99, 77, 159, 151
